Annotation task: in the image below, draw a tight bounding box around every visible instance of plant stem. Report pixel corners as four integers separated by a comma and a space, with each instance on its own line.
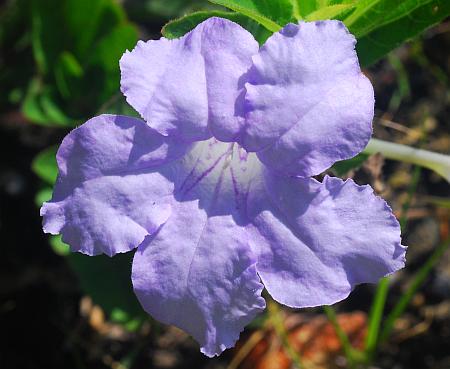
364, 138, 450, 182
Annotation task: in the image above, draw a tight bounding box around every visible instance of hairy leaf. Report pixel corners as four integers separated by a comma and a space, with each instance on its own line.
305, 4, 355, 21
208, 0, 294, 30
162, 10, 271, 43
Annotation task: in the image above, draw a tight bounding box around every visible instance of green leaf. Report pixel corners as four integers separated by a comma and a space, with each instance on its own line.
40, 91, 74, 124
69, 250, 145, 319
84, 24, 137, 104
28, 0, 137, 124
290, 0, 450, 67
110, 308, 144, 331
49, 235, 145, 322
50, 235, 71, 256
353, 1, 450, 67
305, 3, 355, 20
32, 145, 58, 184
22, 79, 74, 126
208, 0, 294, 31
346, 0, 448, 38
101, 93, 140, 117
35, 187, 53, 207
292, 0, 356, 18
30, 6, 47, 74
30, 0, 129, 74
89, 24, 138, 72
291, 0, 318, 18
162, 10, 271, 44
22, 82, 50, 125
63, 0, 126, 58
55, 51, 84, 98
331, 153, 369, 176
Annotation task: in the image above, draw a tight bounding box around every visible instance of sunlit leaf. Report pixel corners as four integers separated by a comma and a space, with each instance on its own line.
35, 187, 53, 207
32, 145, 58, 184
163, 10, 271, 44
351, 0, 450, 66
305, 3, 355, 21
292, 0, 356, 19
208, 0, 294, 31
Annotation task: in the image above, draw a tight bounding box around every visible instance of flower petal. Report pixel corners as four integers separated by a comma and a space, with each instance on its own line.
132, 140, 265, 357
120, 17, 258, 142
41, 114, 189, 256
248, 172, 406, 308
241, 21, 374, 177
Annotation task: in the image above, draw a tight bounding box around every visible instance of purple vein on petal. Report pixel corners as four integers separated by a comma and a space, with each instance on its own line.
179, 144, 233, 197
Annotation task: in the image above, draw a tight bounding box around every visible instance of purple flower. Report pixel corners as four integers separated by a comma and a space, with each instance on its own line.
41, 18, 406, 356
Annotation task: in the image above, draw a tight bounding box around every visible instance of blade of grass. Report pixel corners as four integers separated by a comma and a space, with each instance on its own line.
379, 237, 450, 343
365, 161, 422, 361
226, 330, 265, 369
400, 165, 422, 232
268, 300, 303, 369
364, 276, 390, 360
323, 306, 362, 368
386, 53, 411, 115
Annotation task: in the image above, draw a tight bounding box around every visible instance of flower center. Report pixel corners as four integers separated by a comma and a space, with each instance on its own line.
174, 139, 262, 209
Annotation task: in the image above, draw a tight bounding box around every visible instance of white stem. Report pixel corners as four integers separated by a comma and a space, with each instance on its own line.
364, 138, 450, 183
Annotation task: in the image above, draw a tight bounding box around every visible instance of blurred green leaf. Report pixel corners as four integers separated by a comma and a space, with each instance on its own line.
22, 79, 73, 126
49, 235, 145, 322
35, 187, 53, 207
208, 0, 295, 31
22, 83, 49, 125
50, 235, 71, 256
32, 145, 58, 184
55, 52, 84, 98
87, 24, 138, 103
89, 25, 137, 72
111, 308, 144, 331
69, 250, 145, 320
63, 0, 126, 58
48, 234, 145, 324
30, 0, 128, 73
30, 9, 46, 74
25, 0, 138, 125
163, 10, 271, 44
40, 91, 74, 124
